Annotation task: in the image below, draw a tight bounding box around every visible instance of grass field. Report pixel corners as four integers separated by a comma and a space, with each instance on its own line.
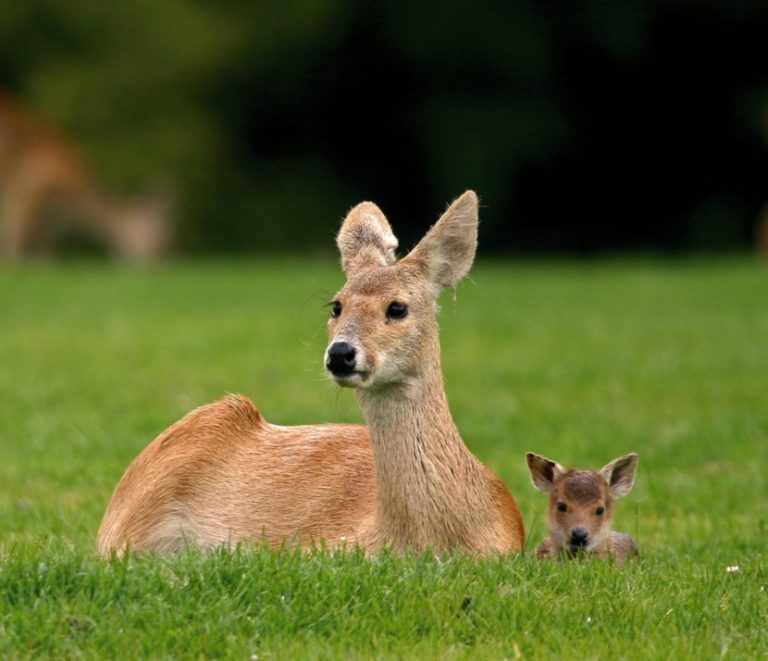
0, 257, 766, 658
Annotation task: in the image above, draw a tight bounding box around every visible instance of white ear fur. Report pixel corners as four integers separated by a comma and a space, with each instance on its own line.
403, 190, 478, 291
526, 452, 564, 493
601, 453, 638, 499
336, 202, 398, 277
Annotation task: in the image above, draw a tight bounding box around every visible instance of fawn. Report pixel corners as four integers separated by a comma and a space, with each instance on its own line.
97, 191, 524, 555
0, 93, 171, 261
526, 452, 638, 564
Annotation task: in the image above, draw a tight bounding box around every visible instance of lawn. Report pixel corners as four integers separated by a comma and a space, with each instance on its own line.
0, 257, 765, 658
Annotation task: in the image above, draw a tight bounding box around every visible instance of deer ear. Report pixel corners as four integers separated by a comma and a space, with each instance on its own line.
601, 453, 638, 498
526, 452, 563, 493
336, 202, 398, 277
403, 191, 478, 292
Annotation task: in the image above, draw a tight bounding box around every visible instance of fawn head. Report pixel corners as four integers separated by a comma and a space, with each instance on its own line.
526, 452, 638, 553
325, 191, 478, 391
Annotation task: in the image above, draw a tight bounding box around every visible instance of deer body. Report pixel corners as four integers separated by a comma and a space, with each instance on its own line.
97, 396, 377, 553
97, 191, 524, 555
0, 93, 170, 261
526, 452, 638, 564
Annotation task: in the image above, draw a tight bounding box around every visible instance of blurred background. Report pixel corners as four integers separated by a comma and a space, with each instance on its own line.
1, 0, 766, 257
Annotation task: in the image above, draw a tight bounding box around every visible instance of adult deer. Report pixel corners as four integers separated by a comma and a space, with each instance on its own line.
0, 93, 170, 261
97, 191, 524, 555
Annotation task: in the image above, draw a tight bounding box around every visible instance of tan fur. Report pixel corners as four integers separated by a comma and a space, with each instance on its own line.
98, 396, 375, 553
0, 93, 171, 261
526, 452, 638, 565
97, 191, 524, 556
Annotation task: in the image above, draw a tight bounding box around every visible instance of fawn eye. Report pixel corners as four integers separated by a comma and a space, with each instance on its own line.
330, 301, 342, 318
556, 501, 567, 513
386, 302, 408, 320
595, 506, 605, 516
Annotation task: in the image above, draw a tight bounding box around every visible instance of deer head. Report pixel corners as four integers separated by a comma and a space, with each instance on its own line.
325, 191, 478, 392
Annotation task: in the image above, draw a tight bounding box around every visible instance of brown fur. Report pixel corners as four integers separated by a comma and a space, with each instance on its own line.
0, 93, 171, 261
97, 191, 524, 555
526, 452, 638, 565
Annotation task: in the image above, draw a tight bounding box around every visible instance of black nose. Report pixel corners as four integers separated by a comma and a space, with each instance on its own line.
326, 342, 356, 375
570, 527, 589, 547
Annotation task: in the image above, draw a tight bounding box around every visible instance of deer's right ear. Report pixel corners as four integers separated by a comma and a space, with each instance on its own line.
526, 452, 563, 493
601, 453, 638, 499
336, 202, 398, 277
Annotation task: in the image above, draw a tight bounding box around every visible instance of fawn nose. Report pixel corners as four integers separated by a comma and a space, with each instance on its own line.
326, 342, 357, 376
570, 527, 589, 547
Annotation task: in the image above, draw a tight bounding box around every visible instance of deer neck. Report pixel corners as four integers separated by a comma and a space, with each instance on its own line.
356, 338, 487, 549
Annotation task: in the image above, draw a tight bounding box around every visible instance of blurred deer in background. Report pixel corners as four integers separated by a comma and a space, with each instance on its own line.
0, 93, 171, 261
97, 191, 525, 556
526, 452, 639, 565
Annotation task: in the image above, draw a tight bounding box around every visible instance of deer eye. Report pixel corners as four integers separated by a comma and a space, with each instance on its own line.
330, 301, 342, 318
386, 302, 408, 320
595, 506, 605, 516
556, 501, 567, 513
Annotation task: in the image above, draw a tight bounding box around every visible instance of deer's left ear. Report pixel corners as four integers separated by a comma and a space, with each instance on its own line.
337, 202, 398, 277
402, 191, 478, 292
601, 453, 638, 498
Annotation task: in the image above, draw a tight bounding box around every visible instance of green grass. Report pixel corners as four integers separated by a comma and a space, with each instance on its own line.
1, 257, 766, 658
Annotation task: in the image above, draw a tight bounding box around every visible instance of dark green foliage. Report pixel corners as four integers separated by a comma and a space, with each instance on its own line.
1, 2, 766, 252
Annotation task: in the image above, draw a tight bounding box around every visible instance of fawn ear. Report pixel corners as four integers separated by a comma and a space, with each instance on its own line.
526, 452, 563, 493
601, 453, 638, 498
336, 202, 398, 277
403, 191, 478, 292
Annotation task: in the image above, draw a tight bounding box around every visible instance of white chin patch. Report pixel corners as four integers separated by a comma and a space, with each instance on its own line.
331, 372, 369, 388
585, 531, 606, 552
